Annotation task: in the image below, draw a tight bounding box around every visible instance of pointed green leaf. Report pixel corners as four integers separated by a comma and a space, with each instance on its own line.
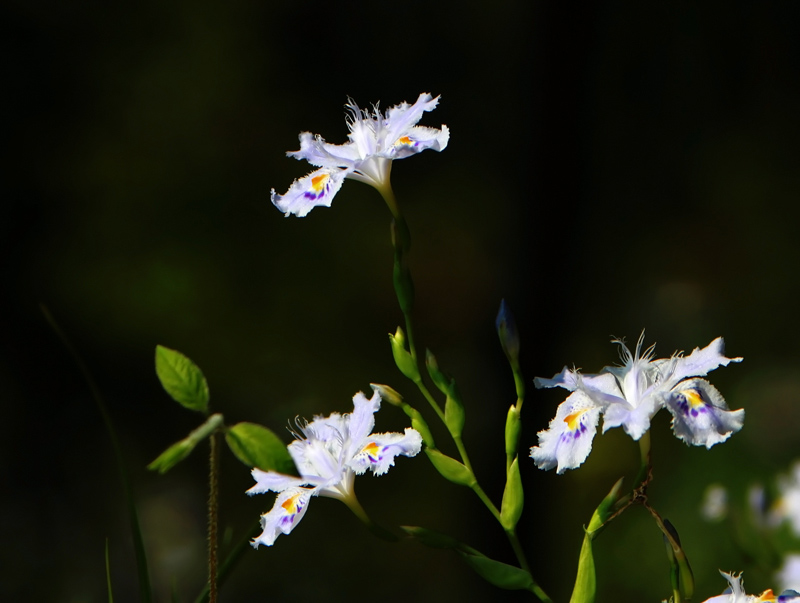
569, 532, 596, 603
425, 448, 475, 487
225, 422, 296, 474
155, 346, 209, 413
500, 457, 524, 530
148, 439, 195, 474
148, 414, 224, 474
458, 552, 535, 591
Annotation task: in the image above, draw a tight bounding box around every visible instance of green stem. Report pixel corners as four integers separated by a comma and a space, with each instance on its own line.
207, 433, 219, 603
342, 494, 398, 542
41, 305, 153, 603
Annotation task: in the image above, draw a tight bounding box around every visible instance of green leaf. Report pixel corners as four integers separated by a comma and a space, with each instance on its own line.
569, 532, 597, 603
105, 538, 114, 603
148, 414, 224, 474
155, 346, 209, 413
148, 439, 195, 474
425, 448, 475, 487
458, 552, 535, 591
225, 422, 296, 474
500, 457, 524, 530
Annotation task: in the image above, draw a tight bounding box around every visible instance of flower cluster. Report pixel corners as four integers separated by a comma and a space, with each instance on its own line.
531, 334, 744, 474
272, 93, 449, 217
247, 389, 422, 546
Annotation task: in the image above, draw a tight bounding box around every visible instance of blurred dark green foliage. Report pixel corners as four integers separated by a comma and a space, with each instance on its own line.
4, 1, 800, 601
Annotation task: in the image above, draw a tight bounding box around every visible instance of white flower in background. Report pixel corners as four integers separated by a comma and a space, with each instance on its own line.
771, 462, 800, 536
532, 334, 743, 473
701, 484, 729, 522
271, 93, 449, 217
247, 389, 422, 546
777, 555, 800, 594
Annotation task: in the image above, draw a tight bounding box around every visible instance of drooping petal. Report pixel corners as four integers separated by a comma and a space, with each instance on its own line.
251, 487, 313, 548
664, 337, 743, 387
665, 378, 744, 448
531, 390, 601, 474
246, 468, 308, 495
386, 125, 450, 159
348, 428, 423, 476
271, 167, 348, 217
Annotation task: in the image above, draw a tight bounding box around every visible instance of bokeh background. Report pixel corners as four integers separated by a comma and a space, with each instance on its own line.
5, 1, 800, 601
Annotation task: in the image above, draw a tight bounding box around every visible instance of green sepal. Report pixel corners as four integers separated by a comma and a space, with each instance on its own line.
569, 477, 627, 603
495, 299, 521, 368
225, 422, 297, 475
587, 477, 625, 534
155, 346, 209, 413
399, 525, 463, 549
444, 392, 465, 438
500, 457, 524, 530
504, 405, 521, 456
369, 383, 404, 406
389, 327, 420, 381
459, 552, 535, 591
569, 532, 597, 603
409, 410, 436, 449
393, 258, 415, 315
148, 413, 224, 474
425, 448, 475, 487
425, 349, 452, 395
662, 519, 694, 602
401, 525, 535, 591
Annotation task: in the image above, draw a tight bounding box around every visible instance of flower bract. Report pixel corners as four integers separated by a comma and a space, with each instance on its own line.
247, 389, 422, 546
271, 93, 449, 217
531, 334, 743, 473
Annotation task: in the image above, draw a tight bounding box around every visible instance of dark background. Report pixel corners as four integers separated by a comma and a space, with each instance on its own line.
4, 1, 800, 601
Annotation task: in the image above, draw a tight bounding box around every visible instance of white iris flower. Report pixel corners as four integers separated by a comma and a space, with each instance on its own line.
531, 334, 743, 474
271, 93, 449, 217
247, 389, 422, 546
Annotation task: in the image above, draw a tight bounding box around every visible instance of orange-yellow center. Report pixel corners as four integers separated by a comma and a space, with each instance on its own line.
311, 174, 328, 191
680, 389, 704, 408
281, 493, 301, 514
563, 410, 585, 431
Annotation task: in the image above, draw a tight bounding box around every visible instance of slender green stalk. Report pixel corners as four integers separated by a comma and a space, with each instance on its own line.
207, 433, 220, 603
194, 519, 262, 603
105, 538, 115, 603
41, 305, 152, 603
376, 190, 547, 601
